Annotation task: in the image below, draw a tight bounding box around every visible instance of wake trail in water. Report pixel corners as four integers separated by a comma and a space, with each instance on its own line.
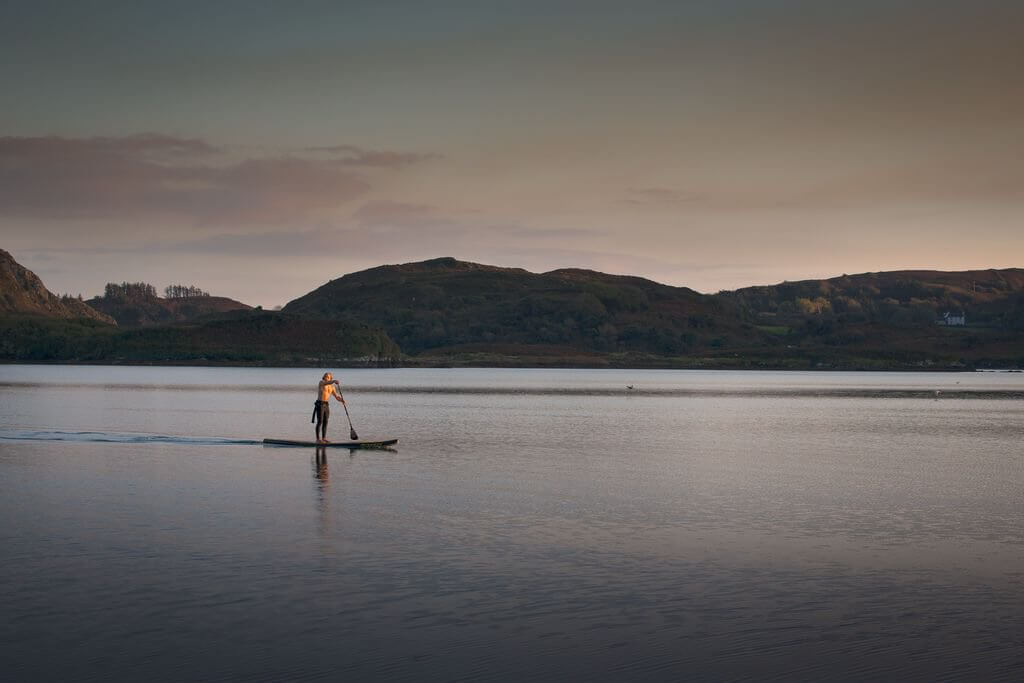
0, 430, 261, 446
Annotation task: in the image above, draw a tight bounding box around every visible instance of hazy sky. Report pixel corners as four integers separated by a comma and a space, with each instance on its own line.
2, 0, 1022, 306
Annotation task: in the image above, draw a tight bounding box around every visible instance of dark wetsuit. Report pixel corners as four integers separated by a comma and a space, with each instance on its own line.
312, 400, 330, 439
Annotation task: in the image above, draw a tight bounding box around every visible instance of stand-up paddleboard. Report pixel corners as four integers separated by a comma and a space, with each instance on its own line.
263, 438, 398, 449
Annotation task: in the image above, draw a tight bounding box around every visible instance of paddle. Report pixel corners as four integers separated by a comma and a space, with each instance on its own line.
338, 391, 359, 441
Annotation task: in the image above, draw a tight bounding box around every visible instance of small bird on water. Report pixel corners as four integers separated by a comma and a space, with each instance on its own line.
626, 385, 635, 390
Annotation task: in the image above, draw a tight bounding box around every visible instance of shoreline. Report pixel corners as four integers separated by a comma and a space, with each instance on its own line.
3, 358, 1017, 372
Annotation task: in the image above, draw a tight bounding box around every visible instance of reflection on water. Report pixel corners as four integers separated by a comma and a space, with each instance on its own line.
312, 447, 331, 543
0, 365, 1022, 681
313, 446, 329, 482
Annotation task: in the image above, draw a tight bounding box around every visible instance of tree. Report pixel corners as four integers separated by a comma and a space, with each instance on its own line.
796, 297, 831, 315
164, 284, 210, 299
104, 282, 157, 300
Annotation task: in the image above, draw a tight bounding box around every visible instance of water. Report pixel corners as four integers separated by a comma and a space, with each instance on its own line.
1, 366, 1022, 681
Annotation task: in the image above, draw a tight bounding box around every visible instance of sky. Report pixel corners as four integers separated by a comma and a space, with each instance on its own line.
2, 0, 1022, 307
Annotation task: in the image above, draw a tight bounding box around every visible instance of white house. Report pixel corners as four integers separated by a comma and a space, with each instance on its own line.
938, 311, 966, 326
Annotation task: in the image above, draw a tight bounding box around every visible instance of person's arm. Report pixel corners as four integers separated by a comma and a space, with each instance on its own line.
332, 384, 346, 404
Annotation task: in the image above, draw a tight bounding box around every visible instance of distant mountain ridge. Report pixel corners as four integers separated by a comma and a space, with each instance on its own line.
0, 249, 114, 324
280, 257, 1024, 367
3, 250, 1023, 368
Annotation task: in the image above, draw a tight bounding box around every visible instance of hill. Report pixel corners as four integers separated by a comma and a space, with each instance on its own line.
280, 258, 1024, 368
0, 251, 397, 365
87, 284, 251, 327
283, 257, 771, 357
705, 268, 1024, 368
722, 269, 1024, 328
4, 253, 1022, 369
0, 249, 115, 324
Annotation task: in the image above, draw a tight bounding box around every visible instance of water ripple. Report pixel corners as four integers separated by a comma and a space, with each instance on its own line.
0, 429, 261, 445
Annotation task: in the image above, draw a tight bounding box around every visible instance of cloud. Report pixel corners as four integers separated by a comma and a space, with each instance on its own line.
489, 224, 603, 240
305, 144, 441, 168
618, 144, 1024, 214
618, 187, 709, 206
14, 197, 567, 264
351, 199, 438, 225
156, 225, 466, 262
0, 134, 438, 223
182, 157, 370, 223
781, 159, 1024, 210
351, 201, 604, 243
0, 133, 220, 159
349, 200, 479, 243
134, 211, 608, 281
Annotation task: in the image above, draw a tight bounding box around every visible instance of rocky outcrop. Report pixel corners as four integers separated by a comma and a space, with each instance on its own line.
0, 249, 115, 324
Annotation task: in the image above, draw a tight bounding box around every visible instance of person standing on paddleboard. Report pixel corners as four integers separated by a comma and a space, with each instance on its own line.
313, 372, 346, 444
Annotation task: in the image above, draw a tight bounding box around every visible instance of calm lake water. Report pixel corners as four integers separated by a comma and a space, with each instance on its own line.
1, 365, 1022, 681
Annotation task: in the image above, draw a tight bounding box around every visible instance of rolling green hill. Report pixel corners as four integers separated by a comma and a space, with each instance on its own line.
283, 257, 771, 357
281, 258, 1024, 368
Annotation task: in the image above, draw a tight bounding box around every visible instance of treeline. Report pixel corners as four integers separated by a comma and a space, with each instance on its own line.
101, 282, 211, 300
164, 284, 210, 299
0, 311, 402, 365
104, 282, 158, 300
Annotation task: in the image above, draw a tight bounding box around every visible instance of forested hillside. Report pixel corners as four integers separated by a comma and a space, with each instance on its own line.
3, 249, 1022, 368
722, 269, 1024, 329
87, 281, 252, 327
283, 257, 769, 356
0, 310, 400, 365
282, 259, 1024, 368
0, 251, 398, 365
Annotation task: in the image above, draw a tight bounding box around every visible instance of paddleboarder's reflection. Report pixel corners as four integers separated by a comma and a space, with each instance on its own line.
313, 446, 329, 482
311, 446, 334, 541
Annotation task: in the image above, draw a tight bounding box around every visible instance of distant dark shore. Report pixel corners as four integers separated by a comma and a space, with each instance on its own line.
3, 357, 1015, 372
4, 254, 1023, 375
